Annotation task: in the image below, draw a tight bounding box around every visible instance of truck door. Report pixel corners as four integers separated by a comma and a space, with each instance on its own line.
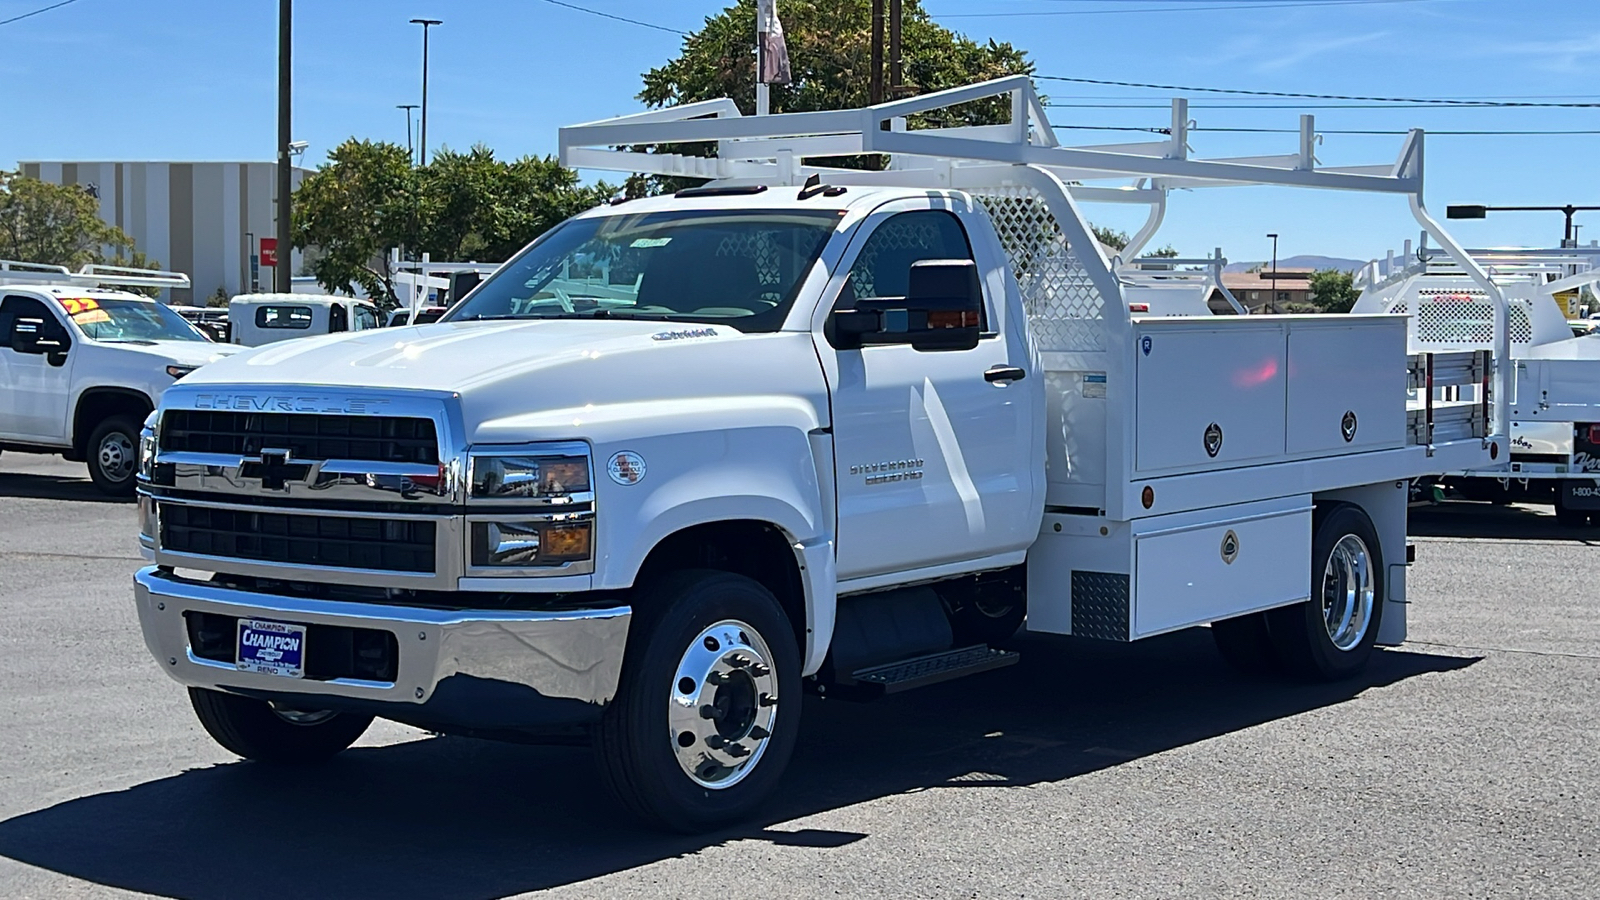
0, 295, 75, 443
820, 203, 1038, 581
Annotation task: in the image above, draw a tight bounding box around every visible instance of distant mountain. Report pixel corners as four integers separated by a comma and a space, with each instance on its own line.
1224, 255, 1365, 273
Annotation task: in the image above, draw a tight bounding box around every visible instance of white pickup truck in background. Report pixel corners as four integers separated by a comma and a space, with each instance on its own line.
0, 260, 240, 495
131, 79, 1508, 831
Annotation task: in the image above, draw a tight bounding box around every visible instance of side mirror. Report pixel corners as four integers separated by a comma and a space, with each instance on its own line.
831, 259, 984, 352
11, 318, 70, 356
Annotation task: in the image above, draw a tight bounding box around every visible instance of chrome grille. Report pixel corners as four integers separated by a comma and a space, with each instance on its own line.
160, 410, 439, 465
160, 503, 437, 574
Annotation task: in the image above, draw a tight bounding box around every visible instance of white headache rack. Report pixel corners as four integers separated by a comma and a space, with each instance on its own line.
0, 258, 192, 291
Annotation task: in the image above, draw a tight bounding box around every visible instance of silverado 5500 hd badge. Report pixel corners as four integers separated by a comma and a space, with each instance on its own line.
851, 459, 925, 485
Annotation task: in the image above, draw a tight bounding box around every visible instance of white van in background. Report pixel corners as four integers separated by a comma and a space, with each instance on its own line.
228, 293, 382, 347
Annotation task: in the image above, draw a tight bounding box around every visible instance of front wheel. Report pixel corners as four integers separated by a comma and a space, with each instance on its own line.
189, 688, 372, 763
86, 415, 141, 497
1266, 504, 1385, 681
596, 570, 800, 832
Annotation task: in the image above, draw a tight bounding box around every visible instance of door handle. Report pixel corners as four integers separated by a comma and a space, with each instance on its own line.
984, 365, 1027, 384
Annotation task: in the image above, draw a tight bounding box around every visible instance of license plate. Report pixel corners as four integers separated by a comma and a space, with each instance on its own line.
236, 618, 307, 678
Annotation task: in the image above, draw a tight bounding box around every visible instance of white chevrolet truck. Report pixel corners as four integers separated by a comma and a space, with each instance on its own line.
0, 261, 240, 495
133, 79, 1509, 830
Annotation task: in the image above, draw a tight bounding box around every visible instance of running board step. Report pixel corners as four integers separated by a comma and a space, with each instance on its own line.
850, 644, 1018, 696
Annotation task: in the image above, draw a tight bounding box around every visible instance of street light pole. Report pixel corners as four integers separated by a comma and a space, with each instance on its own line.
276, 0, 292, 293
397, 104, 419, 165
1266, 233, 1279, 315
410, 18, 442, 165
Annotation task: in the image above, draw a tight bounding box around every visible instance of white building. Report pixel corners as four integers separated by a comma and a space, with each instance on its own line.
19, 161, 310, 305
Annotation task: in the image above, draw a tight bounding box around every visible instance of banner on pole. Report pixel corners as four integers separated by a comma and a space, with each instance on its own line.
758, 0, 792, 85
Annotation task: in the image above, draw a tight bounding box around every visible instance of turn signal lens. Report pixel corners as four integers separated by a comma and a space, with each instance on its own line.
542, 523, 593, 561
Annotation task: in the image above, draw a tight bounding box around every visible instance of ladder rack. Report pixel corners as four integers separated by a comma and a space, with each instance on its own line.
0, 259, 191, 290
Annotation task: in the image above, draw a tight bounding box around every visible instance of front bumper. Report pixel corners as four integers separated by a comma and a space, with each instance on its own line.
134, 566, 631, 731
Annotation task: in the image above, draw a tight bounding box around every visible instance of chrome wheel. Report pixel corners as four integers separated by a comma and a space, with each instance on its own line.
668, 618, 779, 790
1320, 533, 1374, 652
98, 432, 136, 482
269, 704, 338, 726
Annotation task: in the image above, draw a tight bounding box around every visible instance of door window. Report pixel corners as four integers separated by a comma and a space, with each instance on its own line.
329, 303, 349, 333
0, 296, 62, 348
353, 306, 380, 331
837, 210, 980, 318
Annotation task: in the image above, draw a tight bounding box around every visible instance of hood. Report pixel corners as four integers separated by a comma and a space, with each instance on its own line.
176, 320, 829, 441
98, 338, 243, 367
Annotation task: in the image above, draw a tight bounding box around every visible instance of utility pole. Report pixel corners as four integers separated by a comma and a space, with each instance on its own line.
275, 0, 292, 293
398, 104, 419, 164
1266, 232, 1280, 315
888, 0, 902, 97
410, 18, 442, 165
869, 0, 884, 105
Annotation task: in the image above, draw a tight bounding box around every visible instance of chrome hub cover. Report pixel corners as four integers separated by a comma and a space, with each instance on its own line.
668, 618, 779, 789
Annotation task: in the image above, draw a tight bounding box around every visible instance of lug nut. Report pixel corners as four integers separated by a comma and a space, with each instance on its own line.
706, 671, 729, 686
727, 654, 751, 668
759, 693, 778, 707
725, 743, 751, 758
699, 704, 724, 720
704, 734, 727, 749
748, 663, 770, 677
748, 725, 771, 740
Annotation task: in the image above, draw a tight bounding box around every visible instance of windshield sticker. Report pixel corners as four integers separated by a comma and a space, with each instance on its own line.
73, 309, 112, 325
629, 237, 672, 248
60, 297, 102, 317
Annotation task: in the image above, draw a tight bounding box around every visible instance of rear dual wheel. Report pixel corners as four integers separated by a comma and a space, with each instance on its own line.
1212, 504, 1383, 681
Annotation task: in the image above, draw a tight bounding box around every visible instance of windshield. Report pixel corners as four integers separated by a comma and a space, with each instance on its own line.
60, 297, 210, 343
445, 209, 842, 333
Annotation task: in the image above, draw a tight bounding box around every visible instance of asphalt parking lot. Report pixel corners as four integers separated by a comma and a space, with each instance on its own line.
0, 454, 1595, 899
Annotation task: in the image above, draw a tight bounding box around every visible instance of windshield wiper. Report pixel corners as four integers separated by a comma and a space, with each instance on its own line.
464, 310, 618, 321
97, 338, 160, 345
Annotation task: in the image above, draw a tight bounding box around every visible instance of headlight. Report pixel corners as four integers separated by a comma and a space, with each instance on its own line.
138, 414, 158, 481
166, 364, 197, 379
470, 517, 593, 567
469, 445, 592, 502
466, 444, 595, 573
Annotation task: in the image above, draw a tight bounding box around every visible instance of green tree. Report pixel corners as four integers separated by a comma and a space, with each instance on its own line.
1308, 268, 1359, 313
0, 170, 149, 269
1091, 225, 1176, 258
634, 0, 1033, 191
293, 140, 613, 303
291, 139, 419, 302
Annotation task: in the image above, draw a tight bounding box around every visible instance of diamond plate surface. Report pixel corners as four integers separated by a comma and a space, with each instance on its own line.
1071, 570, 1130, 642
974, 188, 1107, 353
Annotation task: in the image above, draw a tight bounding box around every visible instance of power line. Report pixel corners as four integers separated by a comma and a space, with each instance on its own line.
0, 0, 79, 27
937, 0, 1451, 17
1036, 75, 1600, 108
536, 0, 686, 36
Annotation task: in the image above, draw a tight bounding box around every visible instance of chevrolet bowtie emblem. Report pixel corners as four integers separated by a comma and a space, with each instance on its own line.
239, 449, 313, 491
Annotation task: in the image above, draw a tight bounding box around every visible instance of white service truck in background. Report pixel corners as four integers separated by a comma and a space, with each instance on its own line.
132, 79, 1507, 830
228, 293, 383, 347
0, 260, 240, 495
1355, 244, 1600, 524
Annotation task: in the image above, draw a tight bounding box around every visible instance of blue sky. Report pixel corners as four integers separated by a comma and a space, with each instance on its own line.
1, 0, 1596, 263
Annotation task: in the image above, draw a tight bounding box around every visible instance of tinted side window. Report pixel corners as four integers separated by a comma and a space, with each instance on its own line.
256, 305, 313, 329
840, 210, 975, 308
329, 304, 349, 333
0, 295, 60, 343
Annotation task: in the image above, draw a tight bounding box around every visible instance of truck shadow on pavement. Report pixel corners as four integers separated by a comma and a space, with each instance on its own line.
0, 630, 1477, 900
0, 471, 126, 504
1408, 500, 1600, 542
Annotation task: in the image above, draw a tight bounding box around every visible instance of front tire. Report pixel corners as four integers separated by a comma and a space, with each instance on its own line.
1266, 504, 1385, 681
86, 415, 140, 497
596, 570, 800, 832
189, 688, 372, 763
